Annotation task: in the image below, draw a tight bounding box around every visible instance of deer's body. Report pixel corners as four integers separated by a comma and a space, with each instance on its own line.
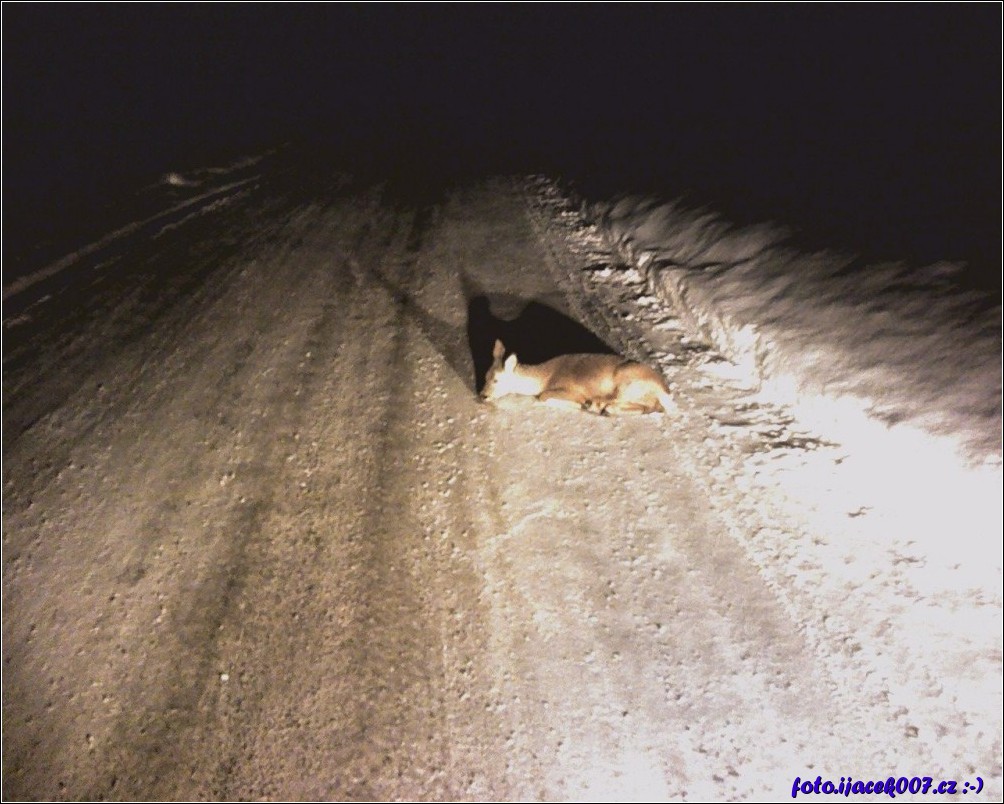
481, 340, 674, 415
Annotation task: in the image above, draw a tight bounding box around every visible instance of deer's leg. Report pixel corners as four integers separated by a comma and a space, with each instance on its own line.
601, 399, 658, 415
583, 395, 617, 415
602, 380, 665, 415
538, 388, 590, 411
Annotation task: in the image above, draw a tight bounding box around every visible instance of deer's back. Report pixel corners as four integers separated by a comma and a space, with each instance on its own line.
539, 354, 635, 391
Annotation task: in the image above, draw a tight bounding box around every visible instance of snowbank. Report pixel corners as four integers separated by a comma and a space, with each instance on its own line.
592, 195, 1001, 464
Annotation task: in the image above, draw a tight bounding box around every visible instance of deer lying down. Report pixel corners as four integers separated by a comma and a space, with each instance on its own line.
480, 340, 675, 415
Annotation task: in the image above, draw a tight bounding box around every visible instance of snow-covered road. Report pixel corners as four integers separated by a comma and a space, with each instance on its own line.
3, 163, 999, 800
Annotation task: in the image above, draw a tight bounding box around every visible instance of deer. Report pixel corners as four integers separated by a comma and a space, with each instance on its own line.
480, 340, 675, 415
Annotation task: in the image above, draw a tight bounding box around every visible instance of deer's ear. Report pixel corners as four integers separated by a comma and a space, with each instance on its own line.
492, 339, 505, 361
504, 354, 518, 372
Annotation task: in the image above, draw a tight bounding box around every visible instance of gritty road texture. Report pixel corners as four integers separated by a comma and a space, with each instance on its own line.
3, 166, 999, 800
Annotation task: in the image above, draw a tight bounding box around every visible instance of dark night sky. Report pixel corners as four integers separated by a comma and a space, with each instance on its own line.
3, 5, 1000, 288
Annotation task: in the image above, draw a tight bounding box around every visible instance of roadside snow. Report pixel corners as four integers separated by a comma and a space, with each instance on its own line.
592, 194, 1000, 465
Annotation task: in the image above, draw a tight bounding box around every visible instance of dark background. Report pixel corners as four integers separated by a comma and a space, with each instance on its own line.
3, 5, 1000, 292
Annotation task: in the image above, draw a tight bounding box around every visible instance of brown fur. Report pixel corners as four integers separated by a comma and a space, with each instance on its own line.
481, 340, 674, 415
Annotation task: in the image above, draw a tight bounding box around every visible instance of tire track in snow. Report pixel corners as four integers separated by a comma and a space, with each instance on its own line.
190, 196, 472, 800
3, 197, 348, 798
314, 202, 455, 799
3, 186, 400, 798
187, 201, 436, 799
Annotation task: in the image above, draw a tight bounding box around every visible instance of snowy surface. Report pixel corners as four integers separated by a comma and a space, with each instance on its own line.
590, 193, 1000, 464
3, 158, 1000, 800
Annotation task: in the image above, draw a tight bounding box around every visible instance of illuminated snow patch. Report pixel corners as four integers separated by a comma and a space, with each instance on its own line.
593, 194, 1001, 463
561, 741, 670, 802
162, 171, 201, 188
